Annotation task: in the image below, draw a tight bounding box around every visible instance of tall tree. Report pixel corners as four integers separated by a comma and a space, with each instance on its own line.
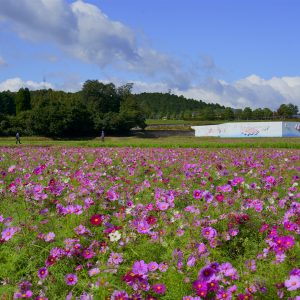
223, 107, 234, 120
15, 88, 31, 115
242, 107, 253, 120
0, 91, 16, 115
277, 103, 297, 119
262, 108, 273, 119
82, 80, 120, 114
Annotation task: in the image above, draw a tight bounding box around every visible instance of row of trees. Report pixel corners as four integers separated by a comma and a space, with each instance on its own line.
0, 81, 146, 137
133, 92, 298, 121
0, 81, 299, 137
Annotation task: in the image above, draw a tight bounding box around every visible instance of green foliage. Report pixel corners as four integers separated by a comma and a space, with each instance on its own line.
277, 103, 299, 118
15, 88, 31, 115
133, 92, 224, 120
242, 107, 253, 120
0, 91, 16, 115
82, 80, 120, 114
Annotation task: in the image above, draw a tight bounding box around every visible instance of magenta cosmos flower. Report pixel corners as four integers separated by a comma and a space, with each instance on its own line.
65, 273, 78, 285
192, 280, 208, 298
198, 266, 216, 281
193, 189, 202, 199
82, 248, 95, 259
202, 227, 217, 239
90, 214, 103, 226
152, 283, 166, 294
38, 267, 48, 279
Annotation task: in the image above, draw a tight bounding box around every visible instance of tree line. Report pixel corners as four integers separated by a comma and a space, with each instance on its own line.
134, 92, 298, 121
0, 80, 299, 137
0, 81, 146, 137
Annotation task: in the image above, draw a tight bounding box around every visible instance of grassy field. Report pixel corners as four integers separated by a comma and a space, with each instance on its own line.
0, 136, 300, 148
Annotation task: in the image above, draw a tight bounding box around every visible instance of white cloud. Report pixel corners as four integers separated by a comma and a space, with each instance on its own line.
0, 0, 192, 86
0, 77, 53, 92
171, 75, 300, 109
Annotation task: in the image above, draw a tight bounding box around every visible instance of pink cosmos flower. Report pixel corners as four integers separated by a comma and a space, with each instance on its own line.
38, 267, 48, 279
44, 232, 55, 242
197, 243, 207, 255
156, 201, 169, 211
108, 252, 123, 265
106, 189, 119, 201
137, 220, 151, 234
74, 224, 90, 235
202, 227, 217, 240
285, 275, 300, 291
245, 260, 256, 272
14, 290, 33, 298
8, 165, 16, 173
203, 190, 213, 203
158, 262, 168, 272
132, 260, 148, 275
187, 255, 196, 267
88, 267, 100, 277
35, 296, 48, 300
110, 290, 128, 300
148, 262, 158, 272
1, 227, 18, 241
232, 177, 244, 186
82, 248, 95, 259
64, 273, 78, 285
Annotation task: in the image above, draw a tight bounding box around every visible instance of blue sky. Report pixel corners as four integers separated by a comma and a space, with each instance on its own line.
0, 0, 300, 109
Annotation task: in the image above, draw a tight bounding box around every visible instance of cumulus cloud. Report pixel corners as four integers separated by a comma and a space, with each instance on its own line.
0, 0, 192, 86
171, 75, 300, 109
0, 77, 53, 92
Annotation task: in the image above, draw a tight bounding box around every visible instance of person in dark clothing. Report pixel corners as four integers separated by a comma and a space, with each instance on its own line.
101, 130, 105, 142
16, 132, 21, 144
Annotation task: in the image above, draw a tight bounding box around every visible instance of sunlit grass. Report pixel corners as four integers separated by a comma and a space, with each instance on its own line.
0, 136, 299, 148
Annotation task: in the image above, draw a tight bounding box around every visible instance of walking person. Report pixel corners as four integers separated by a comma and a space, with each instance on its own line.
16, 132, 21, 144
101, 129, 105, 142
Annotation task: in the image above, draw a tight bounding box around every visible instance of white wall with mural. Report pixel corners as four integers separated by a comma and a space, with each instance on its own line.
192, 122, 300, 137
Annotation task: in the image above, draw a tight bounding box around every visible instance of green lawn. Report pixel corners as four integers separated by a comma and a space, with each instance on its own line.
0, 136, 300, 148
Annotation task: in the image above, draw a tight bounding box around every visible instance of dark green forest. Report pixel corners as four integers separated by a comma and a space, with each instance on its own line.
0, 80, 298, 137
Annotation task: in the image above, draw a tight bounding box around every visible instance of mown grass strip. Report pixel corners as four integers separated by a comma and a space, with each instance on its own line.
0, 136, 300, 148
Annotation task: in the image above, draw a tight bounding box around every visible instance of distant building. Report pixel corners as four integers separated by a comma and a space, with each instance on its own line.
192, 122, 300, 137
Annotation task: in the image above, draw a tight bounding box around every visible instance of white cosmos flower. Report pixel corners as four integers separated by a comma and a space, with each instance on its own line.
109, 231, 121, 242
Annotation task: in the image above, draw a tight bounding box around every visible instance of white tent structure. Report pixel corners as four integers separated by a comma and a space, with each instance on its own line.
191, 122, 300, 137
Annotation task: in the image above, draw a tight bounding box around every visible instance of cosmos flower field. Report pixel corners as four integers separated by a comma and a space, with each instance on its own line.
0, 147, 299, 300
